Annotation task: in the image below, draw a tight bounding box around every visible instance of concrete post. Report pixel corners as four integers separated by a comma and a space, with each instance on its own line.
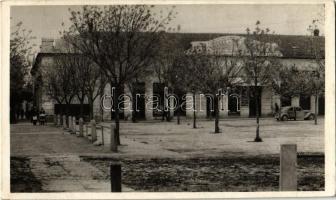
68, 116, 72, 131
63, 115, 67, 129
91, 120, 97, 142
73, 116, 76, 133
110, 162, 122, 192
54, 115, 57, 125
57, 115, 61, 126
55, 115, 58, 126
110, 124, 118, 152
79, 118, 84, 137
279, 144, 297, 191
85, 124, 88, 137
71, 116, 75, 132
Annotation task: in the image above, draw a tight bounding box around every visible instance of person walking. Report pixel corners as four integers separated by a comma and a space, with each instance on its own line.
39, 108, 46, 125
274, 103, 280, 116
32, 108, 38, 125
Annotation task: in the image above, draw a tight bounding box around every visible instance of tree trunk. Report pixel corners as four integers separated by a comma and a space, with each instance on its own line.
100, 82, 105, 122
177, 105, 180, 125
161, 103, 165, 121
79, 99, 84, 120
114, 84, 121, 145
254, 88, 262, 142
279, 95, 282, 116
214, 95, 220, 133
88, 98, 94, 120
167, 109, 171, 122
131, 92, 137, 123
193, 92, 196, 129
65, 103, 71, 127
315, 92, 318, 125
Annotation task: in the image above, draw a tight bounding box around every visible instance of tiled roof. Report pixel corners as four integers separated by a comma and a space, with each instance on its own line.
163, 33, 324, 59
39, 32, 325, 59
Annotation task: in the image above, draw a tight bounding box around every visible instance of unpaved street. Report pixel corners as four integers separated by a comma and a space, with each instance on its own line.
10, 118, 324, 192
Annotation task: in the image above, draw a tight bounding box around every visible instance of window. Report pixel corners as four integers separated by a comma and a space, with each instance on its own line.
295, 107, 302, 111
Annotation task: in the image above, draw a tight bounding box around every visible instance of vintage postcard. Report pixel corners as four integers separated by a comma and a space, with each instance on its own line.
1, 0, 335, 199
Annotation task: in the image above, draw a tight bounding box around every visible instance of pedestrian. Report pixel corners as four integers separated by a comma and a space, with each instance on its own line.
32, 108, 38, 125
39, 108, 46, 125
274, 103, 279, 115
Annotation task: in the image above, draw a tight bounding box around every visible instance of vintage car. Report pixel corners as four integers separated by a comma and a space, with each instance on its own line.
275, 106, 315, 121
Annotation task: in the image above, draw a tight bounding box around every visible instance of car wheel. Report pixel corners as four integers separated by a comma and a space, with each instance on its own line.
281, 115, 288, 121
308, 114, 315, 120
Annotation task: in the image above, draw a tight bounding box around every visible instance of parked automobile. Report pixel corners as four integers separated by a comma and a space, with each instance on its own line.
275, 106, 315, 121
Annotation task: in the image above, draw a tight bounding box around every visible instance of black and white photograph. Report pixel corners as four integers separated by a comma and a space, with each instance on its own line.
2, 0, 335, 199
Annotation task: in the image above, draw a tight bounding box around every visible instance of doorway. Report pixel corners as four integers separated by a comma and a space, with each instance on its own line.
228, 93, 240, 116
318, 96, 325, 115
300, 95, 311, 110
249, 86, 262, 117
132, 82, 146, 120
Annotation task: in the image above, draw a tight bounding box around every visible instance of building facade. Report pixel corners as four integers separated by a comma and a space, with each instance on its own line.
31, 33, 325, 121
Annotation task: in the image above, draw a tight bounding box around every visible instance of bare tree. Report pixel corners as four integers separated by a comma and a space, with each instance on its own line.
45, 54, 78, 116
153, 30, 186, 124
306, 20, 325, 125
270, 61, 296, 115
180, 53, 206, 129
10, 21, 35, 123
242, 21, 280, 142
71, 54, 106, 120
193, 39, 244, 133
63, 5, 175, 145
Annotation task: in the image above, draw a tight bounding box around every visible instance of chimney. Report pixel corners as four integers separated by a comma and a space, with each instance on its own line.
313, 29, 319, 36
40, 38, 55, 52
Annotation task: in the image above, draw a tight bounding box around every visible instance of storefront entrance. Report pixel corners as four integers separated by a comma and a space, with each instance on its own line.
249, 87, 262, 117
318, 96, 325, 115
228, 93, 240, 116
132, 82, 146, 120
300, 95, 311, 110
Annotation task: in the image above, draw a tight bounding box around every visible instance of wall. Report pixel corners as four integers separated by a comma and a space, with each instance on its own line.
291, 96, 300, 107
310, 95, 317, 114
35, 52, 321, 119
261, 87, 273, 116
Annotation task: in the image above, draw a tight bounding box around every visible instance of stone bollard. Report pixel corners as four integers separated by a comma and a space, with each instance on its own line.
57, 115, 61, 126
279, 144, 297, 191
69, 116, 72, 131
73, 116, 76, 134
85, 124, 88, 137
79, 118, 84, 137
110, 162, 122, 192
110, 124, 118, 152
54, 115, 57, 125
91, 120, 97, 142
70, 116, 74, 133
63, 115, 67, 129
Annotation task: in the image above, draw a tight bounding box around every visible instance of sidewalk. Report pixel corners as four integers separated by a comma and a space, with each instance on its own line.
10, 123, 134, 192
29, 155, 133, 192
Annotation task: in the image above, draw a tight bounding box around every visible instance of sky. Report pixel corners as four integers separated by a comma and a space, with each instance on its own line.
10, 4, 325, 54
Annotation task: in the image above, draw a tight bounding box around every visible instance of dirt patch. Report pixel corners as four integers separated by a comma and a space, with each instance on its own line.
10, 157, 42, 192
85, 155, 324, 192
